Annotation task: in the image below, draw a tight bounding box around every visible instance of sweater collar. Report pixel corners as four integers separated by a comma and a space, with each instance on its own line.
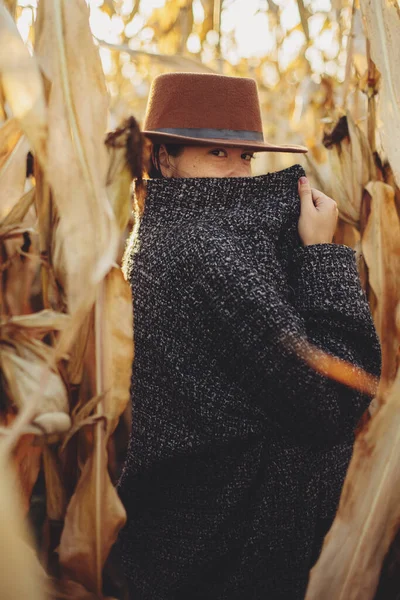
137, 163, 306, 214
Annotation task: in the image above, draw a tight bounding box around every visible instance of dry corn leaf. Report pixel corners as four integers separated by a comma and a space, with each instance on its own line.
35, 0, 118, 347
33, 5, 127, 595
0, 223, 34, 239
55, 577, 119, 600
0, 118, 22, 168
306, 367, 400, 600
42, 445, 67, 521
28, 412, 71, 435
67, 270, 132, 438
0, 5, 47, 165
0, 187, 35, 227
333, 218, 360, 249
3, 1, 17, 17
0, 339, 68, 416
327, 111, 375, 228
296, 0, 310, 41
12, 431, 42, 513
33, 164, 58, 311
352, 7, 368, 76
66, 311, 93, 386
103, 268, 133, 436
57, 276, 129, 592
95, 37, 216, 74
0, 309, 71, 338
58, 272, 131, 592
347, 112, 376, 209
58, 437, 126, 595
60, 393, 104, 452
1, 309, 70, 338
361, 0, 400, 188
2, 233, 40, 315
362, 181, 400, 397
55, 579, 104, 599
0, 452, 47, 600
0, 122, 30, 220
105, 125, 135, 234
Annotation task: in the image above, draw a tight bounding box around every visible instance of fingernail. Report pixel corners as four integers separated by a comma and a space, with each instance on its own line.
299, 176, 308, 184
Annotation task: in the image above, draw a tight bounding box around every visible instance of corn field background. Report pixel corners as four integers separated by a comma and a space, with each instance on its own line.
0, 0, 399, 598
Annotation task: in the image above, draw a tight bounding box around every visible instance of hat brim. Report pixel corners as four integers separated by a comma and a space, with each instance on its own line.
143, 131, 308, 153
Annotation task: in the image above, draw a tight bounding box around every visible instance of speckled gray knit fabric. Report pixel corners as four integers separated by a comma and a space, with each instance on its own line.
117, 163, 382, 599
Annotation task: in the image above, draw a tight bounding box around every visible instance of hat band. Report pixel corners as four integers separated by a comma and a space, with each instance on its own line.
152, 127, 264, 142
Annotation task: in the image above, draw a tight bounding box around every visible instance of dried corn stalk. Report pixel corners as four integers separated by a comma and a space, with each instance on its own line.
361, 0, 400, 188
305, 0, 400, 595
0, 0, 134, 596
306, 365, 400, 600
362, 181, 400, 398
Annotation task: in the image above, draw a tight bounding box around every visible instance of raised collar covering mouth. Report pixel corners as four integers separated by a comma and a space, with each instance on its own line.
138, 164, 306, 214
124, 163, 307, 284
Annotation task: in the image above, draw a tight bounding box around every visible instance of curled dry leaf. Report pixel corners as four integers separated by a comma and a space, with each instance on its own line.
306, 367, 400, 600
0, 338, 68, 416
361, 0, 400, 188
362, 181, 400, 398
58, 437, 126, 595
0, 308, 70, 338
28, 412, 71, 435
0, 5, 47, 165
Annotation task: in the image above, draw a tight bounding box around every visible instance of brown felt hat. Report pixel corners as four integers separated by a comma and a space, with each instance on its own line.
143, 72, 308, 153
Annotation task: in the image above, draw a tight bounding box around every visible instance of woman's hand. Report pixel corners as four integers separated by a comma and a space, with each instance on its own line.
297, 176, 339, 246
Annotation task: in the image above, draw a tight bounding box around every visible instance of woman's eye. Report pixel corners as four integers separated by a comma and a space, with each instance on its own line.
242, 153, 255, 161
210, 149, 226, 157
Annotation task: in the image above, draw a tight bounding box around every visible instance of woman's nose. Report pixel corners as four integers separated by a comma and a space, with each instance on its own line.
228, 161, 251, 177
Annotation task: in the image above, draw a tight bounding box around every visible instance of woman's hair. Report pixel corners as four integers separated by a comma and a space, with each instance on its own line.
148, 143, 184, 178
122, 142, 184, 279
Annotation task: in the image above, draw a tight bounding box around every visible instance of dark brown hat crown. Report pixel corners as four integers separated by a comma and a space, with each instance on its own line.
143, 72, 307, 153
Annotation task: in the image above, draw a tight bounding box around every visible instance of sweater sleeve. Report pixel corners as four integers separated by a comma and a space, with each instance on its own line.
185, 228, 382, 447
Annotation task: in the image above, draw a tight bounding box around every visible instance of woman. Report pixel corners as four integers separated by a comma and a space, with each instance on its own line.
117, 72, 382, 599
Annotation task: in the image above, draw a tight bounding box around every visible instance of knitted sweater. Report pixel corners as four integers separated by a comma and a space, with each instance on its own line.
117, 163, 382, 599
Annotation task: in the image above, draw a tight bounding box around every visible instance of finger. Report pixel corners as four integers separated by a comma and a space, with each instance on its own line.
310, 188, 325, 201
311, 188, 326, 208
298, 176, 314, 209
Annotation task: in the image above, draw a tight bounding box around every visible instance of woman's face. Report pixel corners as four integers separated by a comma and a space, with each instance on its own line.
158, 145, 255, 178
